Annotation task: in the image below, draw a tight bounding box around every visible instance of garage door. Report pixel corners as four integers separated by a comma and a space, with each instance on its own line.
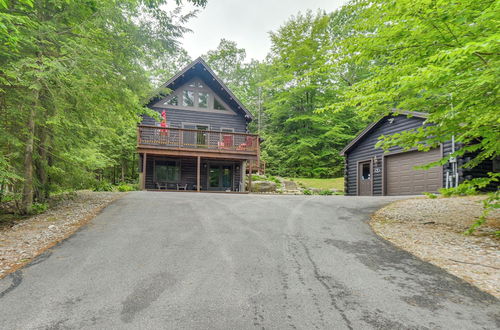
385, 149, 442, 195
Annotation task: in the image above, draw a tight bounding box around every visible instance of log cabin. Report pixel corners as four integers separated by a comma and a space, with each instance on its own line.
137, 58, 259, 192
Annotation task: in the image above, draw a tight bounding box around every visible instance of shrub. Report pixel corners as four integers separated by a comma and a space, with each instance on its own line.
439, 185, 476, 197
251, 174, 266, 181
0, 192, 21, 203
423, 192, 438, 199
92, 181, 114, 192
303, 189, 312, 195
31, 202, 48, 215
267, 175, 281, 184
116, 183, 137, 192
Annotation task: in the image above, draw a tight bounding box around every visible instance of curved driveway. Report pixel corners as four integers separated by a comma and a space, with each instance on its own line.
0, 192, 498, 329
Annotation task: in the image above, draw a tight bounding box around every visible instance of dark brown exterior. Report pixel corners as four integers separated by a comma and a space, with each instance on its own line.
341, 113, 498, 196
137, 58, 258, 192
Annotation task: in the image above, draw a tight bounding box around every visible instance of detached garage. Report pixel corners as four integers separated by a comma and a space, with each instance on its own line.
341, 111, 450, 196
341, 111, 499, 196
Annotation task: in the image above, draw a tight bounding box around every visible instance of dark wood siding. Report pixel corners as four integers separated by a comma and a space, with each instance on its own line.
144, 156, 242, 191
141, 107, 247, 133
345, 115, 442, 196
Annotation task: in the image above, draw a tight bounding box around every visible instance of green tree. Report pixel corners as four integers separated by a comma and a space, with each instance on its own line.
0, 0, 206, 213
202, 39, 265, 125
339, 0, 499, 179
259, 10, 367, 177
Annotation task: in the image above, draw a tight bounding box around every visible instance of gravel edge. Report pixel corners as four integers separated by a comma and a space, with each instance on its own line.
0, 192, 126, 280
370, 198, 499, 299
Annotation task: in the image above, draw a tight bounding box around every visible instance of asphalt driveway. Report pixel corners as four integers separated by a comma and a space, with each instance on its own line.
0, 192, 498, 329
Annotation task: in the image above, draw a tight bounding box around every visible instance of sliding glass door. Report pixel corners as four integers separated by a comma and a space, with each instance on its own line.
208, 164, 233, 191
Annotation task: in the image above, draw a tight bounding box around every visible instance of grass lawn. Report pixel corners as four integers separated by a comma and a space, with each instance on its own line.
289, 177, 344, 191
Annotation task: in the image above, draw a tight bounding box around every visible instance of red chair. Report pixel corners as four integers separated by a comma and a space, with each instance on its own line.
238, 136, 255, 151
223, 135, 233, 148
246, 136, 254, 148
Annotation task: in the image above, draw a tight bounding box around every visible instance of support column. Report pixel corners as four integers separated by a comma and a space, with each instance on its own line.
240, 160, 246, 192
248, 161, 253, 193
141, 153, 147, 190
196, 156, 201, 192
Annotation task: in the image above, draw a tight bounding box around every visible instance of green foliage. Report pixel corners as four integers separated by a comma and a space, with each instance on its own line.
92, 181, 114, 192
303, 189, 312, 195
423, 192, 438, 199
251, 174, 267, 181
464, 191, 499, 236
0, 0, 205, 209
31, 202, 48, 215
339, 0, 499, 184
318, 190, 334, 196
116, 183, 137, 192
439, 186, 477, 197
257, 9, 369, 178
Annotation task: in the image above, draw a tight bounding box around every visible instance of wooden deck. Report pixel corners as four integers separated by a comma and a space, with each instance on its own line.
137, 125, 259, 160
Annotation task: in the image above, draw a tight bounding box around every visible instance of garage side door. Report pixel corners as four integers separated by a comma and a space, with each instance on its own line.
385, 149, 442, 195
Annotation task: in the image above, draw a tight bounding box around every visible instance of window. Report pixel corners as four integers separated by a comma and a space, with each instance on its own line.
155, 161, 179, 182
221, 128, 234, 133
165, 95, 178, 106
188, 81, 203, 88
361, 163, 371, 180
198, 92, 209, 108
214, 98, 227, 111
182, 90, 194, 106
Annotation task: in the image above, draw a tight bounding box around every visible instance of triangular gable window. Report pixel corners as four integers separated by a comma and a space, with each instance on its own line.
164, 95, 178, 106
214, 98, 227, 111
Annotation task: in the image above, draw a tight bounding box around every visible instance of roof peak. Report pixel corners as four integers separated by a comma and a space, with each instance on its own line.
157, 57, 253, 120
340, 110, 429, 155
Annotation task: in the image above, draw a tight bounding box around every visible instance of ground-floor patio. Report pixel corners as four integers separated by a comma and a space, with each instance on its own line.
140, 155, 248, 192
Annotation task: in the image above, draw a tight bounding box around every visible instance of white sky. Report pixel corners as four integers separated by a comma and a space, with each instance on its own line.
178, 0, 348, 61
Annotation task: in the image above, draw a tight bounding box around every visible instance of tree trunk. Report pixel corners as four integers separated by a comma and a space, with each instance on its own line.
22, 105, 36, 214
121, 159, 126, 183
36, 125, 49, 202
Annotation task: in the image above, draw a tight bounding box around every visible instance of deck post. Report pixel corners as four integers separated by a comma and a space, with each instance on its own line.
142, 153, 147, 190
248, 161, 253, 193
240, 161, 246, 192
196, 156, 201, 192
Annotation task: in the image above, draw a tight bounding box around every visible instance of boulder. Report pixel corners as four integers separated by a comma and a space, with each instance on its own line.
251, 181, 277, 193
282, 180, 298, 190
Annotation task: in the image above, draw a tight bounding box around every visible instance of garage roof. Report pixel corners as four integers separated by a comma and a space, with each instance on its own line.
340, 110, 428, 156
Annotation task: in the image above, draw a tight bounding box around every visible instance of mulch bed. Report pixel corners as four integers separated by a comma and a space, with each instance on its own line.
371, 196, 499, 298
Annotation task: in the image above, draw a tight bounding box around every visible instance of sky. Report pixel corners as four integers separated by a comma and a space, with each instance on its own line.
177, 0, 348, 61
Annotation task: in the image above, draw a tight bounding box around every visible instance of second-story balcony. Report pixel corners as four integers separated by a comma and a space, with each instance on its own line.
137, 125, 260, 159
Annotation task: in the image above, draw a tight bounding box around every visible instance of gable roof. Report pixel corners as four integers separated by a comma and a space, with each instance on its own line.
340, 110, 429, 156
150, 57, 253, 121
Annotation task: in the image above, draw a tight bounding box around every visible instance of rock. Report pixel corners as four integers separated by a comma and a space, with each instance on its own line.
310, 188, 322, 194
251, 181, 277, 193
282, 180, 298, 190
48, 225, 57, 231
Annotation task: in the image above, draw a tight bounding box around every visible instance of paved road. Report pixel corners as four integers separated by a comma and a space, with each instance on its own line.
0, 192, 498, 329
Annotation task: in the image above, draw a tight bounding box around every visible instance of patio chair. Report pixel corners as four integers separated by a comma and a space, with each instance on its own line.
155, 182, 167, 190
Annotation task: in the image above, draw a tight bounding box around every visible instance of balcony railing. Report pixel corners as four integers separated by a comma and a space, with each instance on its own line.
137, 125, 259, 154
